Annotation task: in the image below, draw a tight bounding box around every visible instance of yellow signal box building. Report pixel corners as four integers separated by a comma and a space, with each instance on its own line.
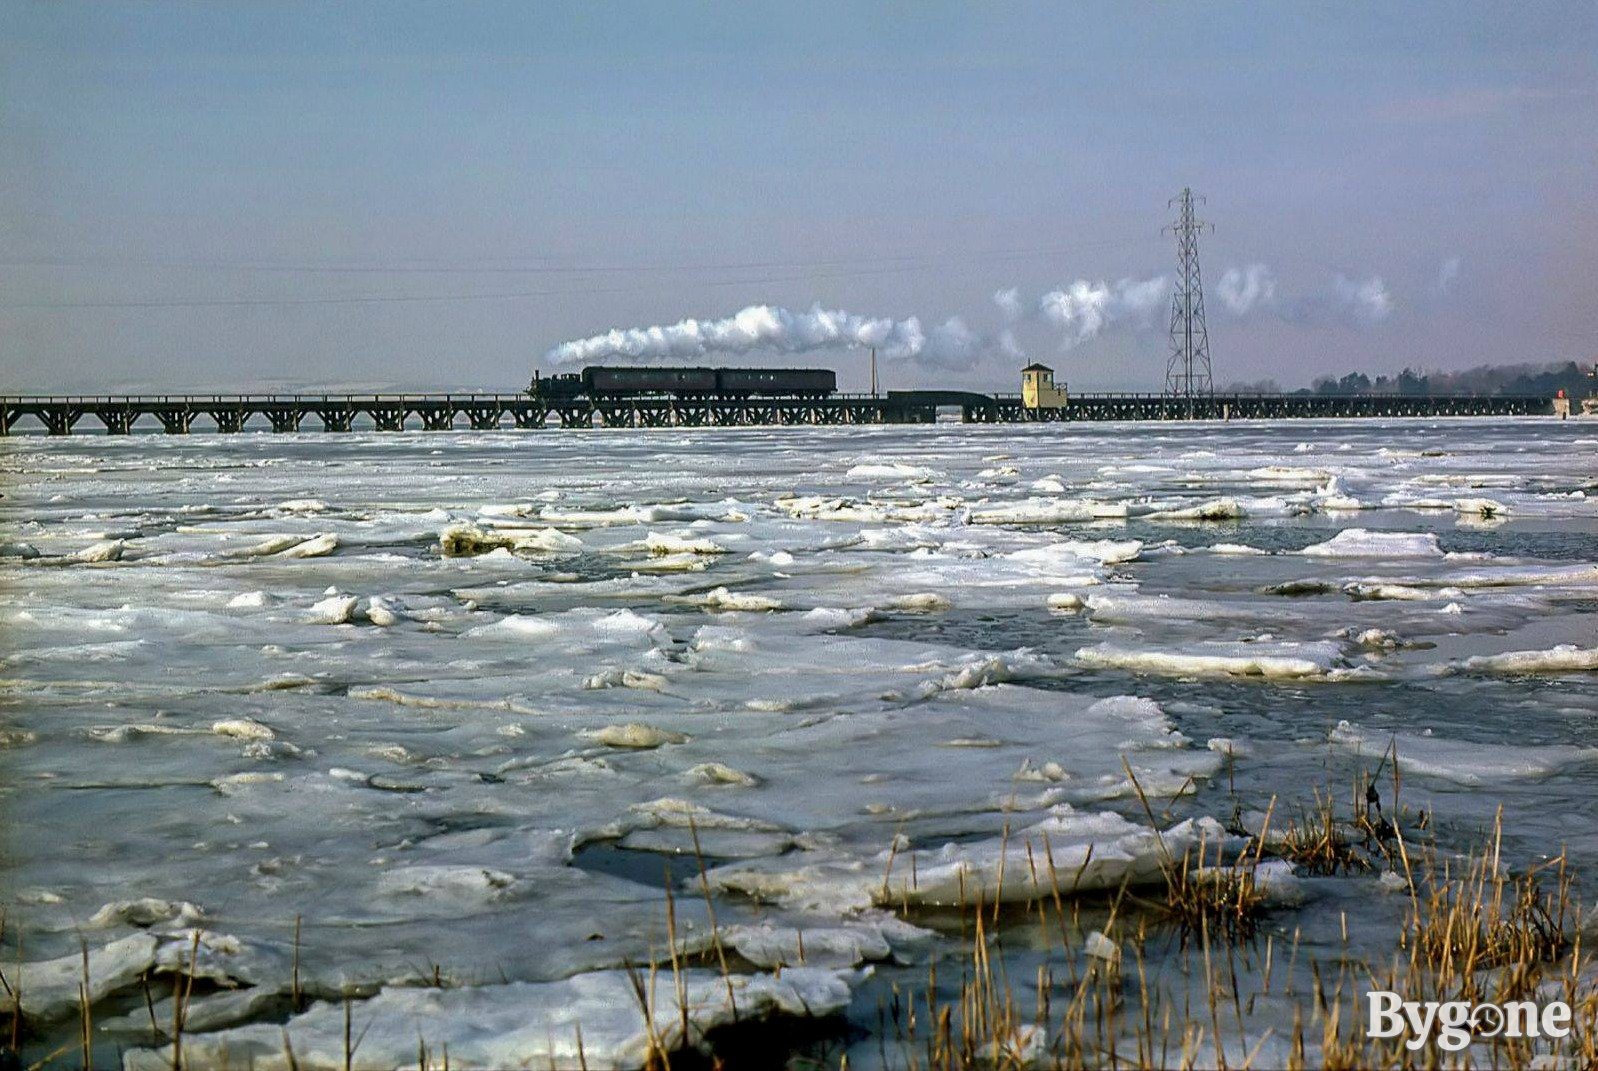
1021, 363, 1069, 409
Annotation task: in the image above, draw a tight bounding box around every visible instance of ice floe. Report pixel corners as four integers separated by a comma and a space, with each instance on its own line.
277, 533, 340, 558
1300, 528, 1443, 558
846, 461, 935, 480
13, 933, 158, 1020
1456, 645, 1598, 674
1075, 640, 1343, 678
967, 498, 1128, 524
124, 967, 854, 1071
583, 723, 691, 749
1330, 721, 1598, 785
705, 804, 1229, 912
439, 521, 582, 556
306, 592, 358, 624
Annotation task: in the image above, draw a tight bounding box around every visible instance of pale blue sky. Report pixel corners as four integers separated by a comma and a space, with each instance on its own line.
2, 2, 1594, 392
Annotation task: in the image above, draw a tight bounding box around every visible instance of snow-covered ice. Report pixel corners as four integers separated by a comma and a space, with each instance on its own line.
1, 418, 1593, 1067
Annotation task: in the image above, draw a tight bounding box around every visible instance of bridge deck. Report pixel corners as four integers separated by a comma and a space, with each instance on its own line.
0, 391, 1555, 435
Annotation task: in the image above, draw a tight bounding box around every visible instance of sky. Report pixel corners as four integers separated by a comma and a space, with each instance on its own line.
2, 1, 1595, 393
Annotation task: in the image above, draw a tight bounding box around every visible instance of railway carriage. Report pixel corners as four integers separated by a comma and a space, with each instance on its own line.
529, 366, 837, 400
715, 367, 835, 398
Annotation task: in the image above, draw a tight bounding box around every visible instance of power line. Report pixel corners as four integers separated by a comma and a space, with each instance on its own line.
0, 235, 1150, 281
0, 237, 1162, 311
0, 260, 976, 311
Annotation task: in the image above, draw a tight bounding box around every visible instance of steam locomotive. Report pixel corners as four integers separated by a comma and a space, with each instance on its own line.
529, 366, 837, 400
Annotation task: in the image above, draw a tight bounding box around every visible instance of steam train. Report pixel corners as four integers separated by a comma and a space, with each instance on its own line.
529, 366, 837, 400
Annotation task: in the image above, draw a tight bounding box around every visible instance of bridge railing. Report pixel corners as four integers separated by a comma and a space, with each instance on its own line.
2, 391, 1554, 408
990, 392, 1550, 402
0, 393, 541, 405
0, 392, 902, 405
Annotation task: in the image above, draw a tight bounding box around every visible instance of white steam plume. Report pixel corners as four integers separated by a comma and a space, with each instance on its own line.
1036, 276, 1168, 346
919, 316, 982, 369
545, 304, 1016, 370
1216, 263, 1276, 314
545, 304, 926, 366
992, 287, 1023, 321
544, 262, 1399, 374
1436, 256, 1461, 294
1333, 274, 1393, 323
910, 317, 1028, 369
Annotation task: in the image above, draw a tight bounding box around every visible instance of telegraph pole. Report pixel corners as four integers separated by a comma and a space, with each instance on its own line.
1163, 187, 1214, 415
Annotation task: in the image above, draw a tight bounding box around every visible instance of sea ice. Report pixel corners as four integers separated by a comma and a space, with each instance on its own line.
123, 967, 855, 1071
439, 521, 581, 556
6, 420, 1594, 1064
675, 587, 783, 611
1143, 497, 1245, 521
719, 917, 931, 969
306, 593, 359, 624
1008, 538, 1143, 566
212, 717, 275, 741
583, 723, 691, 749
1075, 640, 1342, 678
628, 531, 729, 555
72, 538, 126, 562
1330, 721, 1598, 784
706, 805, 1229, 912
846, 461, 934, 480
1457, 645, 1598, 674
13, 933, 158, 1020
277, 533, 340, 558
967, 498, 1128, 524
1300, 529, 1443, 558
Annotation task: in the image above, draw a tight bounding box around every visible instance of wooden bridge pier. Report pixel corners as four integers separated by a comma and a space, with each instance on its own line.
317, 408, 355, 432
98, 407, 136, 434
154, 407, 194, 434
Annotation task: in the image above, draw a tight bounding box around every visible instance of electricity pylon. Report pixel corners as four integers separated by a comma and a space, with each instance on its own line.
1163, 187, 1213, 411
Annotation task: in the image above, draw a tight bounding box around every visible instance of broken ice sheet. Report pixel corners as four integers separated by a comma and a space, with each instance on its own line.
124, 966, 855, 1071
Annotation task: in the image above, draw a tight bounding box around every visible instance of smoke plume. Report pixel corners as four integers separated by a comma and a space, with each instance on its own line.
1333, 274, 1393, 322
992, 287, 1023, 321
545, 264, 1399, 372
1436, 256, 1461, 294
1216, 263, 1277, 314
545, 304, 927, 366
544, 303, 1021, 370
1032, 276, 1169, 347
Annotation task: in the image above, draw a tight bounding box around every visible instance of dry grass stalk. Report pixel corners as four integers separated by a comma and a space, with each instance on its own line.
1277, 788, 1371, 877
8, 771, 1593, 1071
1400, 809, 1572, 1003
879, 781, 1594, 1071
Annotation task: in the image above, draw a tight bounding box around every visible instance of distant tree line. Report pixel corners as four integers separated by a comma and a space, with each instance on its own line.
1220, 361, 1595, 398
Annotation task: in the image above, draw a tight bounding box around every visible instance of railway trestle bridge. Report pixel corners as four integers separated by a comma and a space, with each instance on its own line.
0, 391, 1555, 436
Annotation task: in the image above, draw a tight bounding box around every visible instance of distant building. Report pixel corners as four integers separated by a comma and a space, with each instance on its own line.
1021, 362, 1069, 409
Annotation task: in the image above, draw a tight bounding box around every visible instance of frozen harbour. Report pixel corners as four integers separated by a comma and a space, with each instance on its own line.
2, 418, 1597, 1068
